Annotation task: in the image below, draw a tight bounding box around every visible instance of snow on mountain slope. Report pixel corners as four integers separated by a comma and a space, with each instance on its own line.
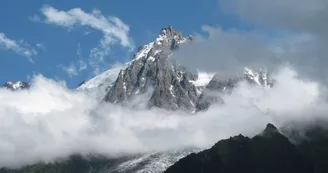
110, 148, 198, 173
190, 72, 215, 95
77, 65, 123, 100
244, 67, 273, 87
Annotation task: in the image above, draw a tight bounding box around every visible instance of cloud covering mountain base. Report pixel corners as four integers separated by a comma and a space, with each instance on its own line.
0, 66, 326, 168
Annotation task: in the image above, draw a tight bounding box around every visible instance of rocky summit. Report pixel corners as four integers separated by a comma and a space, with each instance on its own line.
103, 25, 199, 111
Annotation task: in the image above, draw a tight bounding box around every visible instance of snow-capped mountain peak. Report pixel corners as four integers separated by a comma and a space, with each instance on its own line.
244, 67, 272, 87
104, 25, 199, 110
3, 81, 30, 90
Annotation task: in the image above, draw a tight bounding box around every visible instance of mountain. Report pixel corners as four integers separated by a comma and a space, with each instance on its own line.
0, 26, 279, 173
78, 25, 272, 112
103, 25, 201, 111
196, 68, 272, 111
164, 124, 323, 173
2, 81, 30, 90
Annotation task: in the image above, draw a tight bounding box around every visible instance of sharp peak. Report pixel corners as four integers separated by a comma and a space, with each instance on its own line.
160, 24, 175, 32
261, 123, 280, 137
159, 24, 182, 38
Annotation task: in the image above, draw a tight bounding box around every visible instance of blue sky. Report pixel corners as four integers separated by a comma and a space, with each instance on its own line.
0, 0, 250, 88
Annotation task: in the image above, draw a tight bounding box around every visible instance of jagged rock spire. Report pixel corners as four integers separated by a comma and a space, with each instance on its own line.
104, 25, 198, 111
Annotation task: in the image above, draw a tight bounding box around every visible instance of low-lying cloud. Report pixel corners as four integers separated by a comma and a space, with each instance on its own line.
0, 65, 327, 168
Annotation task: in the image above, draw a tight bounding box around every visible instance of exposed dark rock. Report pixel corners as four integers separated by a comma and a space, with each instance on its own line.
164, 124, 315, 173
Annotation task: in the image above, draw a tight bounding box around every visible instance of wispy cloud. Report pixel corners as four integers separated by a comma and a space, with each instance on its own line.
59, 63, 78, 78
0, 33, 37, 63
39, 5, 134, 74
76, 43, 87, 71
36, 43, 46, 52
59, 43, 87, 78
28, 14, 41, 23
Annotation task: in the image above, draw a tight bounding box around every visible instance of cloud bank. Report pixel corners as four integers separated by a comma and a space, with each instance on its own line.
215, 0, 328, 84
0, 66, 327, 168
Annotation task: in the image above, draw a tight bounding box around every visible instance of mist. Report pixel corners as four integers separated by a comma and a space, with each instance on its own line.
0, 64, 327, 168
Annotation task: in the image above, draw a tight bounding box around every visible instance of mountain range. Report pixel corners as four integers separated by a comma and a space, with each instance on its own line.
1, 25, 326, 173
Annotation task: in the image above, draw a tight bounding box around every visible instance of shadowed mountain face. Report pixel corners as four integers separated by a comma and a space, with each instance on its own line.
164, 124, 328, 173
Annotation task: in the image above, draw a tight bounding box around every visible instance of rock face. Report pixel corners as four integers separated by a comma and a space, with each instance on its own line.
2, 81, 30, 90
164, 124, 314, 173
103, 25, 200, 111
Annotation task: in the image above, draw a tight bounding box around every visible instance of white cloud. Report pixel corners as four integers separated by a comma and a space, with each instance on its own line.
215, 0, 328, 84
60, 63, 78, 78
59, 44, 88, 78
29, 15, 41, 23
77, 43, 87, 71
39, 5, 134, 74
78, 59, 87, 71
219, 0, 328, 33
173, 25, 280, 76
0, 33, 37, 63
36, 43, 46, 52
0, 66, 327, 168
